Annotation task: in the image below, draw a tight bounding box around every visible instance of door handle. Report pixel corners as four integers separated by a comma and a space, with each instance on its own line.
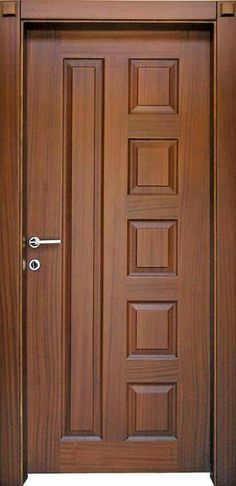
28, 236, 61, 249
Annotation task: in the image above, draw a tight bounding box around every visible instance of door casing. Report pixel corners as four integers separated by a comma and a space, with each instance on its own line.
0, 1, 236, 485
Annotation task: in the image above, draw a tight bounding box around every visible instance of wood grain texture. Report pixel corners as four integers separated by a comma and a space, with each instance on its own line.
129, 59, 178, 114
176, 28, 211, 472
128, 114, 180, 139
128, 302, 177, 357
21, 0, 217, 21
126, 359, 179, 382
0, 6, 26, 486
128, 220, 177, 275
220, 2, 235, 17
1, 1, 18, 17
26, 26, 211, 473
26, 29, 63, 472
102, 51, 128, 441
64, 59, 103, 436
70, 63, 96, 433
129, 139, 178, 195
59, 439, 178, 472
2, 4, 236, 482
214, 6, 236, 486
128, 384, 176, 438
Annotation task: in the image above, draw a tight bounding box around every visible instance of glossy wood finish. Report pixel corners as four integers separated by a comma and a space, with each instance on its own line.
26, 26, 210, 473
0, 3, 26, 485
59, 439, 178, 472
21, 1, 217, 21
215, 4, 236, 486
26, 29, 62, 471
0, 2, 234, 484
64, 59, 103, 436
129, 139, 178, 195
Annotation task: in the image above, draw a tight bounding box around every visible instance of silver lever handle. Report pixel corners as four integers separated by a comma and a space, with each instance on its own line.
28, 236, 61, 249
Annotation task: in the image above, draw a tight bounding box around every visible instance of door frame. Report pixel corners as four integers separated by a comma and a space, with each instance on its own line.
0, 1, 235, 485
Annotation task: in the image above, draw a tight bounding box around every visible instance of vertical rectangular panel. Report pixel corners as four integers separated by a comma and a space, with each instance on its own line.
0, 4, 26, 485
215, 5, 236, 486
64, 60, 103, 436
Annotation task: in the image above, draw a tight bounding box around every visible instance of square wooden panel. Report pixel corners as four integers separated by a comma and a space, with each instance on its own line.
1, 2, 17, 16
129, 139, 178, 195
128, 220, 177, 275
128, 384, 177, 438
129, 59, 179, 114
220, 2, 235, 16
128, 302, 177, 357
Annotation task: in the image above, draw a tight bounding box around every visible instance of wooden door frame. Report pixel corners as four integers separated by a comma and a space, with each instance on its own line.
0, 1, 235, 485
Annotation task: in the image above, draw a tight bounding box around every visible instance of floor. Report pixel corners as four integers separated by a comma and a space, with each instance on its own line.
26, 473, 212, 485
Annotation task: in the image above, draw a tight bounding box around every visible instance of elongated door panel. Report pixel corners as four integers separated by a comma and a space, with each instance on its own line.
26, 26, 210, 472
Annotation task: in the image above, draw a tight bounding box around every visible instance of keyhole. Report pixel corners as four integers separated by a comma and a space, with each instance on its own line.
28, 259, 41, 271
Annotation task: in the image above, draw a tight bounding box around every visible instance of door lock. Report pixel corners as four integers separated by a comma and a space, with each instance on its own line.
28, 259, 41, 271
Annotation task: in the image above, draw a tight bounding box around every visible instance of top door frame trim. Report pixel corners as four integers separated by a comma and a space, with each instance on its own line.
20, 1, 217, 20
0, 1, 236, 485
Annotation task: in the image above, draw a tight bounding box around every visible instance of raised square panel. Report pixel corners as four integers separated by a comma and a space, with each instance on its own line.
137, 227, 169, 267
138, 67, 169, 106
129, 59, 179, 114
128, 302, 177, 357
128, 220, 177, 275
129, 139, 178, 195
1, 2, 17, 16
128, 384, 177, 438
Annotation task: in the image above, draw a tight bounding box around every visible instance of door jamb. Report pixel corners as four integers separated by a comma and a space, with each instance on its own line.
0, 2, 26, 485
0, 1, 235, 485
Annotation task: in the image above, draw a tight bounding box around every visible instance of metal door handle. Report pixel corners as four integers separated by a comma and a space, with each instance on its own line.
28, 236, 61, 249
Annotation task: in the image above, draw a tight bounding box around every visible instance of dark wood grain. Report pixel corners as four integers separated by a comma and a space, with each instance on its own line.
64, 59, 103, 437
21, 0, 216, 21
1, 3, 235, 482
26, 26, 211, 473
59, 439, 178, 472
102, 48, 128, 441
178, 29, 211, 471
214, 5, 236, 486
26, 28, 62, 472
0, 4, 26, 485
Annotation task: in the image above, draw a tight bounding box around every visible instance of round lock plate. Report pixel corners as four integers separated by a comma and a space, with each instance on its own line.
28, 259, 41, 271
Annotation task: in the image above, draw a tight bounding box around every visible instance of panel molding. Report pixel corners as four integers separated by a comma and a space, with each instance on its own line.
127, 384, 177, 440
129, 139, 178, 195
128, 220, 178, 276
63, 59, 103, 438
129, 59, 179, 114
128, 302, 177, 357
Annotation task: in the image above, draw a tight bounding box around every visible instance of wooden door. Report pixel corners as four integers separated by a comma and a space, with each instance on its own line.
26, 25, 211, 473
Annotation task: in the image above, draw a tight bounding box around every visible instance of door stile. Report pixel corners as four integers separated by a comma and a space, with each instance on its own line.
0, 1, 26, 485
